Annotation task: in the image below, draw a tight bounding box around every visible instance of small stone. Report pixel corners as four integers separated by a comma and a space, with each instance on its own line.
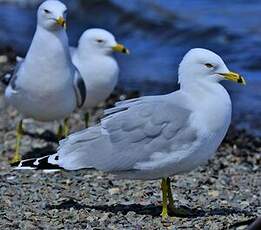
236, 225, 248, 230
0, 55, 8, 63
221, 200, 228, 205
240, 201, 249, 207
108, 187, 120, 195
119, 95, 127, 101
7, 176, 16, 180
208, 190, 219, 197
66, 179, 71, 185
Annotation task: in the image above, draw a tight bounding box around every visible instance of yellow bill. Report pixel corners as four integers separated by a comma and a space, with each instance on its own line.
56, 16, 66, 28
112, 44, 129, 54
219, 71, 246, 85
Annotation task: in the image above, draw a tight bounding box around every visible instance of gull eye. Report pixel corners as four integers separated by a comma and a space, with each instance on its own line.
96, 39, 104, 43
205, 63, 214, 68
44, 9, 51, 14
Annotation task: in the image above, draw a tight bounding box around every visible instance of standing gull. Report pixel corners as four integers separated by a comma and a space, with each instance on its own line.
71, 28, 129, 127
16, 48, 246, 219
5, 0, 85, 163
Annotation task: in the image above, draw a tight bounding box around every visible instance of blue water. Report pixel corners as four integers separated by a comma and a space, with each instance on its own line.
0, 0, 260, 135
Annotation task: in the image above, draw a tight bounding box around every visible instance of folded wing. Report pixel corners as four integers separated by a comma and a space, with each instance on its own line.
51, 94, 196, 174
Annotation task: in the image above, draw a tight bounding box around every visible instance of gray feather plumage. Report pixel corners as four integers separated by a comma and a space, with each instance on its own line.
53, 93, 196, 176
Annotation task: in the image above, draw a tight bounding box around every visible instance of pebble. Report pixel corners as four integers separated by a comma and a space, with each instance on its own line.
0, 55, 8, 63
208, 190, 219, 198
108, 187, 120, 195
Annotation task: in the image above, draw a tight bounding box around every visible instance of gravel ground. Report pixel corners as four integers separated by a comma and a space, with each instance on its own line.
0, 53, 260, 229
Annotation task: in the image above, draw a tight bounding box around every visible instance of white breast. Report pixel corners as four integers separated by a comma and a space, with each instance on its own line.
133, 84, 232, 180
178, 83, 232, 173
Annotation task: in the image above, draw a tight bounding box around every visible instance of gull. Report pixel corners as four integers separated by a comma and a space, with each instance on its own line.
5, 0, 85, 163
15, 48, 246, 219
70, 28, 129, 127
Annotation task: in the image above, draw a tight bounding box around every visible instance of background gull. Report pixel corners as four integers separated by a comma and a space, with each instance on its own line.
5, 0, 85, 163
70, 28, 129, 127
10, 28, 129, 127
16, 48, 246, 220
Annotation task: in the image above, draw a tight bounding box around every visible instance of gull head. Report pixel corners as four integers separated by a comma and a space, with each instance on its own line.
37, 0, 67, 31
178, 48, 246, 86
78, 28, 129, 55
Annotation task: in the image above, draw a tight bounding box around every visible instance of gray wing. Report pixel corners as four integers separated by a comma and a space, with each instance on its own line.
73, 67, 86, 108
52, 94, 196, 172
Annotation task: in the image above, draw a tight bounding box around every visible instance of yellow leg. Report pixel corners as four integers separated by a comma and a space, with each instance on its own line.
56, 124, 64, 140
56, 118, 70, 140
63, 118, 69, 137
84, 113, 89, 128
167, 177, 175, 209
167, 177, 191, 217
10, 120, 23, 163
161, 178, 169, 221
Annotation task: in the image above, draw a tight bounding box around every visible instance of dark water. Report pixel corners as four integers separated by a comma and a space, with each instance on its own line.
0, 0, 260, 135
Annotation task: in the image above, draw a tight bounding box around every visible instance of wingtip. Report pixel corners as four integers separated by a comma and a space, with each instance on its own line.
14, 166, 36, 170
11, 154, 62, 171
11, 158, 38, 170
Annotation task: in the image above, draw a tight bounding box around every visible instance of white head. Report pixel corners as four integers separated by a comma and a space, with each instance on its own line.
178, 48, 245, 86
37, 0, 67, 31
78, 28, 129, 56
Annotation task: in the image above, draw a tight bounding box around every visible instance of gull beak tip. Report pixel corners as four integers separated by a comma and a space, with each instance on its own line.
113, 44, 130, 55
219, 72, 246, 86
238, 76, 246, 85
56, 17, 66, 28
123, 48, 130, 55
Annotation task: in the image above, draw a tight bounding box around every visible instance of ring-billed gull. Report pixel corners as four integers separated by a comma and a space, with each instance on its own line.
5, 0, 86, 163
16, 48, 246, 219
70, 28, 129, 127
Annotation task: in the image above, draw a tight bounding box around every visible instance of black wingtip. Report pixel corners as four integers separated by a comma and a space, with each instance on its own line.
12, 155, 63, 170
11, 158, 40, 169
34, 156, 63, 170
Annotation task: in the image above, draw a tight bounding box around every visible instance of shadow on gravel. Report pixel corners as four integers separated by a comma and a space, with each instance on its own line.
229, 218, 258, 229
46, 199, 162, 217
24, 130, 59, 143
46, 199, 253, 218
22, 145, 57, 160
